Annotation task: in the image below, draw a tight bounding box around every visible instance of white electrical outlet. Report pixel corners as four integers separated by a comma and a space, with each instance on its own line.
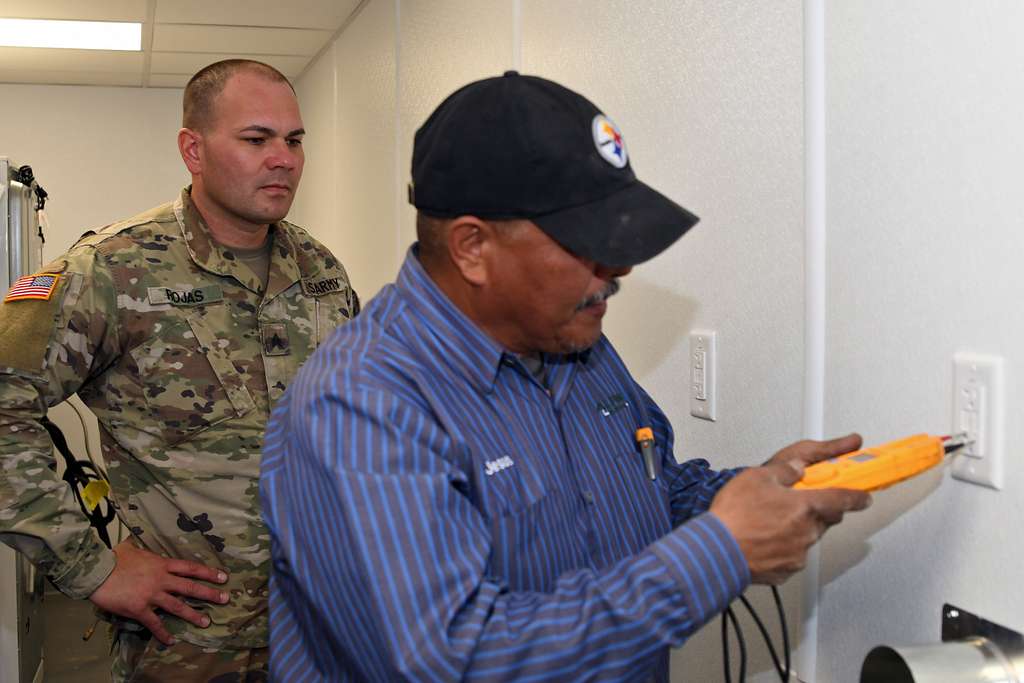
950, 352, 1004, 489
689, 330, 716, 421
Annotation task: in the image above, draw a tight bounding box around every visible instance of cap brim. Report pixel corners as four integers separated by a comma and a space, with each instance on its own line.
532, 181, 699, 268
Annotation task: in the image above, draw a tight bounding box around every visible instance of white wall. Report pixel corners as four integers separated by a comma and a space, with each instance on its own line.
0, 83, 189, 483
0, 85, 188, 247
291, 0, 401, 299
291, 1, 806, 680
817, 2, 1024, 681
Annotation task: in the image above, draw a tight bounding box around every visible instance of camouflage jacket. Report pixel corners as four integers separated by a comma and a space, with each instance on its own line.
0, 188, 358, 648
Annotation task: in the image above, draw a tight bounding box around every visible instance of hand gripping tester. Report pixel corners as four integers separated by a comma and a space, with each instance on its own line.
793, 433, 971, 492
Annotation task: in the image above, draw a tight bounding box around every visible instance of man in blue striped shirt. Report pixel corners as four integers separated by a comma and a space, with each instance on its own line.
261, 72, 870, 681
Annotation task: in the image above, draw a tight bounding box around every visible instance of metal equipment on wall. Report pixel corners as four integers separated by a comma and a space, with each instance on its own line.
861, 604, 1024, 683
0, 156, 47, 683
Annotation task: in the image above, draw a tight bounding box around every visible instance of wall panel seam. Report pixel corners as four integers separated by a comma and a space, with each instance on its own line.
394, 0, 403, 266
512, 0, 522, 71
331, 39, 338, 253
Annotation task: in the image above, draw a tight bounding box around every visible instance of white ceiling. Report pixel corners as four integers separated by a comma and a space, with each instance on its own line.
0, 0, 364, 88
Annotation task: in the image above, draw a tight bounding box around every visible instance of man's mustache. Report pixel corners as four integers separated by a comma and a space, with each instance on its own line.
575, 279, 621, 311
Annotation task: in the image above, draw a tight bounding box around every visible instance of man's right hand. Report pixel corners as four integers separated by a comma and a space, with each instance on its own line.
710, 459, 872, 585
89, 539, 230, 645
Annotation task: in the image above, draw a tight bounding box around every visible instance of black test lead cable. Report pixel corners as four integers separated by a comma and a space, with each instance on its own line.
721, 587, 792, 682
722, 606, 747, 683
664, 462, 790, 681
772, 585, 791, 679
737, 588, 791, 680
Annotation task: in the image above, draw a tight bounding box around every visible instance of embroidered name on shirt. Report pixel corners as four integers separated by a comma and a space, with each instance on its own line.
484, 456, 514, 476
148, 285, 223, 307
303, 277, 342, 297
596, 393, 629, 417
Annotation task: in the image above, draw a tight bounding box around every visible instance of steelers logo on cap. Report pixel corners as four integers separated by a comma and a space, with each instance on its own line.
592, 114, 628, 169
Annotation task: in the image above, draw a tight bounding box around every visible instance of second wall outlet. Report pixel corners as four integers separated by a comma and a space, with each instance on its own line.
690, 330, 716, 421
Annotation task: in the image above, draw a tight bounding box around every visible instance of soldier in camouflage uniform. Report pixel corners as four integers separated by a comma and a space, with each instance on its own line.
0, 60, 357, 681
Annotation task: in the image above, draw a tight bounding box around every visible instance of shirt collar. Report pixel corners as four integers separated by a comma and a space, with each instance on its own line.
396, 245, 589, 395
397, 246, 505, 394
173, 187, 315, 298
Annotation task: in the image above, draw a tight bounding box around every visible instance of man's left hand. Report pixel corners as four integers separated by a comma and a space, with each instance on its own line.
765, 433, 863, 478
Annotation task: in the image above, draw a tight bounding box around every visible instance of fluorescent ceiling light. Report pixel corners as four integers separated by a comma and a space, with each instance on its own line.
0, 18, 141, 51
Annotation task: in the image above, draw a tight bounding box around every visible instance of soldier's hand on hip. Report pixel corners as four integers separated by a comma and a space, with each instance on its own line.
709, 456, 871, 585
88, 539, 230, 645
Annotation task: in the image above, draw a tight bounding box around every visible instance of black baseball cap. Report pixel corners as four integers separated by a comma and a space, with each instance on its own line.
409, 71, 699, 268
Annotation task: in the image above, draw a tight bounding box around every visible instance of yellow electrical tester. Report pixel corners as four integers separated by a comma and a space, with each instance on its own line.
793, 433, 968, 492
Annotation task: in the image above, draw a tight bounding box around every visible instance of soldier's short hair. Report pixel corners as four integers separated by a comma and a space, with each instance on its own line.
183, 59, 295, 131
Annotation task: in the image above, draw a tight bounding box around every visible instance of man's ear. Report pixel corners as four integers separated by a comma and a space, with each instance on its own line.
178, 128, 203, 175
446, 216, 495, 287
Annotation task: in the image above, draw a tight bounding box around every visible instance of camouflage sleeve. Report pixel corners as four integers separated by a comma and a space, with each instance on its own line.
0, 246, 119, 599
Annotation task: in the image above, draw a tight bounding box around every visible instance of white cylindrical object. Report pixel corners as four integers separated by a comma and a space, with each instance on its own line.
861, 638, 1021, 683
798, 0, 827, 678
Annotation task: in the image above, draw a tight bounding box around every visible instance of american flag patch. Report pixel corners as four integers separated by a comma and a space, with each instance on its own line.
4, 273, 61, 302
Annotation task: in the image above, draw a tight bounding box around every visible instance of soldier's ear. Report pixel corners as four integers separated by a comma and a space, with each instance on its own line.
178, 128, 203, 174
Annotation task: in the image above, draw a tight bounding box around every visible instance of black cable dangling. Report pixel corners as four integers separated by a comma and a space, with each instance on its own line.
722, 607, 733, 683
722, 606, 747, 682
722, 588, 791, 683
730, 606, 748, 681
738, 594, 786, 680
772, 586, 791, 681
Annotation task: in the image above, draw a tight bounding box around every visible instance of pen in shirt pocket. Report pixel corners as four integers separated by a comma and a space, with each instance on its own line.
635, 427, 657, 481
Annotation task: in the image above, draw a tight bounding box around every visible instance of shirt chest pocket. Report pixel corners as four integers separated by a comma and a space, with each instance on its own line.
591, 402, 662, 481
129, 313, 255, 445
478, 456, 549, 520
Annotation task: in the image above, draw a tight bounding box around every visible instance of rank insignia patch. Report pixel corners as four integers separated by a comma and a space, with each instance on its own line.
261, 323, 291, 356
3, 273, 60, 302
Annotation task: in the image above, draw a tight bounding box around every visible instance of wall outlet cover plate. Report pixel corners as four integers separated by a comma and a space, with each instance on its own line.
689, 330, 716, 421
950, 352, 1004, 490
